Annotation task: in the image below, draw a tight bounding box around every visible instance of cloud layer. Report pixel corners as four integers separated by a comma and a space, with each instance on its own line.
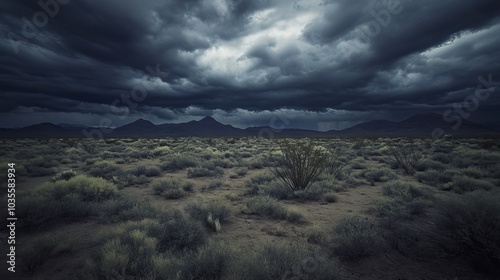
1, 0, 499, 129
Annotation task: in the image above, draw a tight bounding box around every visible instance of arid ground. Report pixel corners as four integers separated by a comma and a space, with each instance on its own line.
1, 137, 499, 280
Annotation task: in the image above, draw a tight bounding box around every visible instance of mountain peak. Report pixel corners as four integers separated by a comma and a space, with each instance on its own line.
132, 118, 155, 125
198, 116, 219, 124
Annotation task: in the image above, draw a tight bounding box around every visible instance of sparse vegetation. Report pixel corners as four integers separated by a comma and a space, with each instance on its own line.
2, 137, 499, 280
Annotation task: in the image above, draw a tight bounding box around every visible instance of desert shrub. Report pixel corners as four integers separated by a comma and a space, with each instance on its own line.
262, 182, 291, 200
363, 167, 397, 185
415, 159, 447, 172
242, 196, 304, 223
203, 176, 225, 190
460, 167, 486, 179
432, 152, 453, 164
230, 167, 248, 178
50, 169, 77, 181
185, 200, 231, 232
86, 160, 124, 180
211, 158, 235, 169
416, 169, 455, 186
324, 192, 338, 203
294, 187, 328, 202
378, 180, 432, 221
151, 146, 171, 157
99, 197, 162, 222
243, 196, 287, 219
451, 149, 500, 168
18, 195, 93, 230
42, 175, 117, 202
386, 141, 424, 174
350, 159, 367, 170
180, 243, 233, 280
247, 156, 266, 169
285, 208, 306, 223
132, 165, 162, 177
326, 148, 351, 179
21, 237, 67, 275
152, 178, 193, 199
428, 192, 500, 274
266, 140, 328, 191
17, 176, 118, 229
230, 243, 343, 280
244, 174, 275, 195
382, 180, 433, 201
445, 175, 494, 193
332, 216, 386, 261
85, 229, 159, 279
113, 173, 151, 188
187, 167, 224, 178
160, 155, 197, 171
156, 211, 207, 253
24, 156, 57, 176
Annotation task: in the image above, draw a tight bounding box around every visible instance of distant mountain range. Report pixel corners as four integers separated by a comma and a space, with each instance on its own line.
0, 113, 498, 138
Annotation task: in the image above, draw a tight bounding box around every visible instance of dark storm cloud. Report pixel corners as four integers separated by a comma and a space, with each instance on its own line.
1, 0, 500, 128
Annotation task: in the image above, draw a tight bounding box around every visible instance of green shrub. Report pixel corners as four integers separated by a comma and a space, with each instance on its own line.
24, 156, 57, 176
230, 167, 248, 178
50, 169, 77, 182
157, 211, 207, 252
350, 159, 367, 170
187, 167, 224, 178
99, 197, 162, 222
332, 216, 386, 261
113, 173, 151, 188
266, 140, 328, 191
21, 237, 66, 275
326, 147, 351, 179
262, 182, 292, 200
203, 177, 224, 190
460, 167, 486, 179
446, 175, 494, 193
243, 196, 287, 219
18, 176, 118, 229
185, 200, 231, 232
416, 169, 455, 185
152, 178, 193, 199
244, 174, 275, 196
39, 175, 118, 202
86, 160, 124, 180
363, 167, 397, 185
230, 243, 343, 280
428, 192, 500, 274
242, 196, 304, 223
415, 159, 447, 172
132, 165, 162, 177
160, 155, 197, 171
378, 181, 432, 222
180, 243, 233, 280
386, 141, 424, 174
85, 230, 157, 279
382, 181, 433, 201
324, 192, 338, 203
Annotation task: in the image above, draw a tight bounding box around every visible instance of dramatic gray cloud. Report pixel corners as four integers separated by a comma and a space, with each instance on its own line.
1, 0, 499, 129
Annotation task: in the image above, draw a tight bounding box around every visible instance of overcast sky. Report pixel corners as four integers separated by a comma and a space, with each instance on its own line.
1, 0, 499, 130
